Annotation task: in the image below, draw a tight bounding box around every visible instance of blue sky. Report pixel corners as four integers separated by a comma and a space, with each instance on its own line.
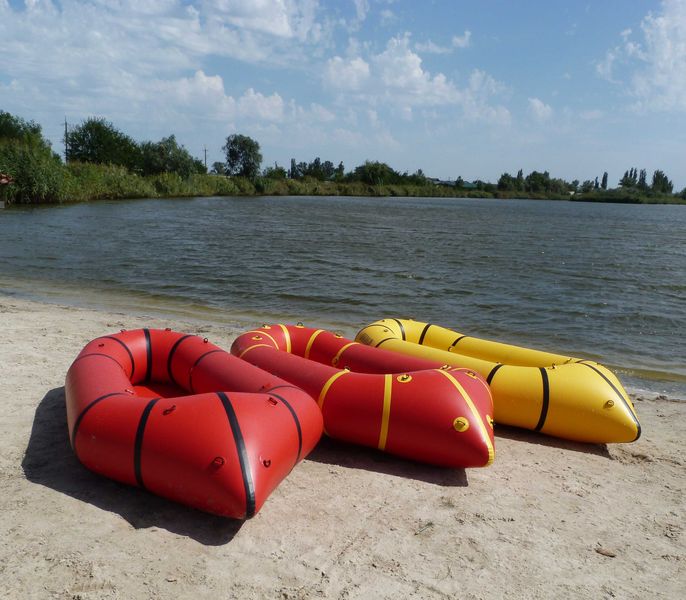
1, 0, 684, 188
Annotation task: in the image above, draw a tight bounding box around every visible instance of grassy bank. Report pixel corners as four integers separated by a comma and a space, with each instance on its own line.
1, 151, 683, 205
0, 157, 493, 204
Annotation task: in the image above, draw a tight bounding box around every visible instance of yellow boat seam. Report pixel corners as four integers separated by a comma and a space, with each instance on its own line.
244, 329, 279, 348
378, 374, 393, 450
436, 369, 495, 466
317, 369, 350, 410
239, 344, 272, 359
278, 324, 292, 354
332, 342, 357, 366
304, 329, 324, 360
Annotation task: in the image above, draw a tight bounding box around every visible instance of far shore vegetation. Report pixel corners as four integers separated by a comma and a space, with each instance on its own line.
1, 110, 684, 206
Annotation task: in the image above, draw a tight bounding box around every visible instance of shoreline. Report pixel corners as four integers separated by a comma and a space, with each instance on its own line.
1, 284, 684, 399
2, 294, 684, 599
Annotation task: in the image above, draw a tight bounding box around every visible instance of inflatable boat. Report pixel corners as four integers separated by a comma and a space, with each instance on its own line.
65, 328, 323, 518
231, 324, 495, 468
356, 319, 641, 444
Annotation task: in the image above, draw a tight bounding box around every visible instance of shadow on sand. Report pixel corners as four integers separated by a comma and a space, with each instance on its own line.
21, 387, 243, 546
494, 424, 612, 459
307, 435, 469, 487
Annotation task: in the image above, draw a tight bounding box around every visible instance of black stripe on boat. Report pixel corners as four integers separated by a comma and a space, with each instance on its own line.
486, 364, 503, 384
375, 337, 394, 348
71, 352, 127, 373
450, 335, 467, 350
167, 335, 193, 387
268, 391, 303, 465
217, 392, 256, 518
101, 336, 135, 378
418, 323, 432, 345
143, 329, 153, 383
71, 392, 128, 451
534, 368, 550, 431
578, 362, 642, 441
188, 349, 224, 393
134, 398, 159, 489
391, 319, 407, 341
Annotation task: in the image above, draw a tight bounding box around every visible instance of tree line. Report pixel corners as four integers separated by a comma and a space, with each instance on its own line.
1, 110, 684, 204
496, 167, 675, 198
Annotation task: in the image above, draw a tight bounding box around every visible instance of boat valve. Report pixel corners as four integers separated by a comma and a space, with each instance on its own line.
604, 400, 615, 409
212, 456, 225, 468
397, 374, 413, 383
453, 417, 470, 432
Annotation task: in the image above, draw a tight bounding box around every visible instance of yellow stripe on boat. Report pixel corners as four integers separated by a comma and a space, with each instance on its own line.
377, 374, 393, 450
356, 318, 641, 444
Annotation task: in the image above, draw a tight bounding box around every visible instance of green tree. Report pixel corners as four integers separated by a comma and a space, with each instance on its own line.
601, 171, 608, 190
68, 118, 140, 170
263, 163, 287, 179
638, 168, 648, 191
0, 111, 46, 148
334, 161, 345, 181
222, 134, 262, 179
352, 161, 398, 185
651, 170, 673, 194
139, 135, 204, 178
497, 172, 515, 190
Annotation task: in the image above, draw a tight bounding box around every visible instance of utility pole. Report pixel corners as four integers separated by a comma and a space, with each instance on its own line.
64, 117, 69, 163
204, 146, 207, 170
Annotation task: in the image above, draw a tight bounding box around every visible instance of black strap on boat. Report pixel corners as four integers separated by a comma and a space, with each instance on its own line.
71, 392, 128, 452
486, 364, 503, 384
188, 349, 224, 392
534, 368, 550, 431
167, 334, 193, 386
134, 398, 160, 489
217, 392, 256, 519
450, 335, 467, 350
578, 362, 642, 441
418, 323, 432, 345
267, 390, 303, 466
143, 329, 153, 383
101, 336, 135, 379
391, 318, 407, 341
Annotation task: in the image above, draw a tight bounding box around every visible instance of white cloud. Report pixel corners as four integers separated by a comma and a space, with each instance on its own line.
528, 97, 553, 121
597, 0, 686, 111
324, 56, 371, 90
352, 0, 369, 22
414, 40, 453, 55
452, 30, 472, 48
373, 34, 460, 104
323, 34, 508, 123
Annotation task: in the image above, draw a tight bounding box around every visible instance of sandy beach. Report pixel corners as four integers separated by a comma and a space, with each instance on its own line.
1, 293, 684, 600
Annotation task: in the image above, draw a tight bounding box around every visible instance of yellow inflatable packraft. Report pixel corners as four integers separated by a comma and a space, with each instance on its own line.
356, 318, 641, 444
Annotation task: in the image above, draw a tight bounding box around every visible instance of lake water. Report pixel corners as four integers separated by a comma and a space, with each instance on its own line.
1, 196, 684, 397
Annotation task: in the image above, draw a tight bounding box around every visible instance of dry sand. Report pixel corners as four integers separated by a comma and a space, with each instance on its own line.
1, 294, 684, 599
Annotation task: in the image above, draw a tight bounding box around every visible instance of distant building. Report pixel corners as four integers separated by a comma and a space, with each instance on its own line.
428, 177, 477, 188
